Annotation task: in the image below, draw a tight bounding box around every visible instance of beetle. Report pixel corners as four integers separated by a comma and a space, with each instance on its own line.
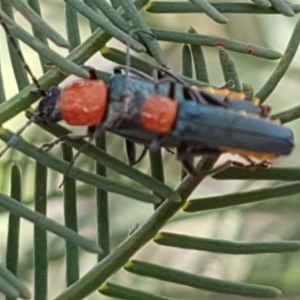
0, 11, 294, 176
30, 64, 293, 175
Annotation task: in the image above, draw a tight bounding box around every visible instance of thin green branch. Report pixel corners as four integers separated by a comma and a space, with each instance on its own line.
146, 1, 300, 14
151, 28, 282, 59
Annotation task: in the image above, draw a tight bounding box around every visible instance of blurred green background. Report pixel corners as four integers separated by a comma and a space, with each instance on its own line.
0, 0, 300, 299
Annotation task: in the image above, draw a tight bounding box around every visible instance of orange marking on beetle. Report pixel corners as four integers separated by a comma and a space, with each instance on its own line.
141, 95, 178, 134
214, 89, 231, 97
251, 97, 261, 106
228, 91, 246, 100
224, 148, 277, 161
200, 86, 215, 93
59, 79, 108, 126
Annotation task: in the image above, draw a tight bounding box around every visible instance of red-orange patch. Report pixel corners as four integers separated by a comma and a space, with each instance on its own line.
141, 96, 178, 134
59, 79, 108, 126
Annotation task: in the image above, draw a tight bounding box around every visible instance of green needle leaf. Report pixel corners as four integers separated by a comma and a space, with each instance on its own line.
146, 1, 300, 14
213, 167, 300, 180
34, 162, 48, 299
184, 182, 300, 212
124, 260, 281, 298
188, 0, 227, 23
269, 0, 295, 16
0, 192, 102, 254
151, 28, 282, 59
11, 0, 70, 48
64, 0, 146, 52
219, 47, 241, 91
256, 18, 300, 101
6, 164, 21, 279
155, 232, 300, 254
251, 0, 272, 7
0, 262, 31, 299
99, 282, 173, 300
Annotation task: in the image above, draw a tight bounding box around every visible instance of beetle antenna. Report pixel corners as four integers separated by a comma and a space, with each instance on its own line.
58, 126, 107, 188
58, 139, 92, 189
0, 114, 38, 157
0, 11, 46, 157
125, 29, 155, 94
0, 10, 46, 96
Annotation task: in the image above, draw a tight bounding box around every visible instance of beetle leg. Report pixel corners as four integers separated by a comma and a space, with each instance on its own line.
177, 145, 223, 159
82, 66, 98, 80
218, 80, 235, 90
148, 135, 166, 152
130, 146, 148, 166
114, 65, 153, 81
166, 147, 175, 154
231, 155, 272, 169
41, 125, 95, 152
178, 145, 222, 176
181, 158, 233, 178
197, 90, 229, 108
41, 133, 91, 152
125, 140, 136, 165
181, 157, 198, 176
151, 65, 186, 85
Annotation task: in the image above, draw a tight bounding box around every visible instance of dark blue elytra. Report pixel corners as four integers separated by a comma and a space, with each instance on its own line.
175, 101, 294, 155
